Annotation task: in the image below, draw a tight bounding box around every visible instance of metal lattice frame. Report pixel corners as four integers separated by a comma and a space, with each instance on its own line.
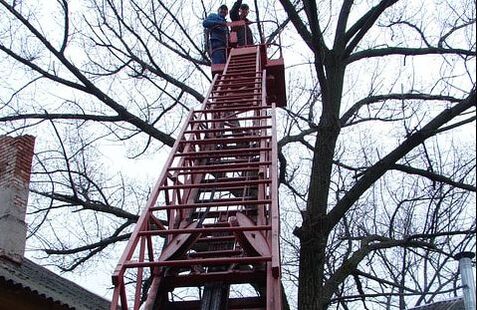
111, 46, 282, 310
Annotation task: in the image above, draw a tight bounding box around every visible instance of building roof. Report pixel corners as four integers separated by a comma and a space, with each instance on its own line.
0, 256, 111, 310
408, 297, 465, 310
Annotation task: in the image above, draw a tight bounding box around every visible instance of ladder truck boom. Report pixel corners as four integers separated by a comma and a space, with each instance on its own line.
111, 21, 286, 310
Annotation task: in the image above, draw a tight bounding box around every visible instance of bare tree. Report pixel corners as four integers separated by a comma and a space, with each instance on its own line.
0, 0, 475, 309
276, 0, 476, 308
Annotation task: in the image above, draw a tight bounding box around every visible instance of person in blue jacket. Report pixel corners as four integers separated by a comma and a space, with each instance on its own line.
230, 0, 253, 46
203, 4, 229, 64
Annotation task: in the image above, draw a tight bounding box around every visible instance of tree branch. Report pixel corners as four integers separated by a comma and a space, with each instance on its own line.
323, 236, 443, 303
333, 0, 354, 50
392, 164, 476, 192
347, 47, 476, 64
0, 113, 124, 123
31, 190, 139, 221
341, 93, 462, 127
45, 232, 131, 255
344, 0, 400, 56
353, 269, 419, 293
278, 0, 313, 49
0, 0, 176, 147
327, 88, 476, 230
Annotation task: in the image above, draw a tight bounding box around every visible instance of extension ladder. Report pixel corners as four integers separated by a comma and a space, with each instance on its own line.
111, 45, 282, 310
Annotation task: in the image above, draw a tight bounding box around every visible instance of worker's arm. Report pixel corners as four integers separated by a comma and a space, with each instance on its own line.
203, 13, 226, 28
230, 0, 242, 21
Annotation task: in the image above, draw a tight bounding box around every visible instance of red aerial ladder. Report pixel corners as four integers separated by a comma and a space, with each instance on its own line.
111, 20, 286, 310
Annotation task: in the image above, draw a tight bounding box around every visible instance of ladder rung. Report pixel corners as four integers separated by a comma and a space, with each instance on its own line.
159, 179, 271, 190
211, 92, 261, 97
209, 102, 262, 109
229, 56, 257, 61
228, 62, 256, 65
170, 167, 264, 178
197, 236, 236, 242
189, 115, 271, 124
204, 159, 261, 165
211, 87, 261, 93
221, 72, 262, 77
196, 194, 261, 201
175, 146, 271, 157
137, 225, 272, 236
213, 81, 262, 88
167, 161, 272, 172
203, 222, 231, 227
152, 200, 271, 211
202, 175, 260, 183
184, 125, 271, 134
226, 67, 257, 72
180, 135, 271, 145
225, 70, 261, 75
190, 210, 258, 220
207, 99, 262, 105
124, 255, 271, 268
194, 106, 270, 113
216, 76, 262, 82
188, 250, 243, 258
228, 62, 257, 66
229, 56, 256, 61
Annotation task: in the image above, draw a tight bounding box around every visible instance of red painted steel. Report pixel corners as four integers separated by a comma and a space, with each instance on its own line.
111, 38, 284, 309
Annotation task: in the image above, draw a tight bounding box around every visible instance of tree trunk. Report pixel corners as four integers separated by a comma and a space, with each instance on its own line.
298, 230, 329, 309
298, 55, 345, 309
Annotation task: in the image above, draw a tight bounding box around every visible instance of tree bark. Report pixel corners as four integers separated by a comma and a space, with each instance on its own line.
298, 52, 346, 308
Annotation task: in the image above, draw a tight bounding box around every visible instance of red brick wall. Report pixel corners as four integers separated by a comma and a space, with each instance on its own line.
0, 135, 35, 262
0, 135, 35, 192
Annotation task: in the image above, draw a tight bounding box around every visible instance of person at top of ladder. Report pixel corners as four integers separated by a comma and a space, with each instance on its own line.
230, 0, 254, 46
203, 4, 229, 64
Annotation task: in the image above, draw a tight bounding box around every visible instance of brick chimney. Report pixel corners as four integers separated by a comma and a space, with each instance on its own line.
0, 135, 35, 263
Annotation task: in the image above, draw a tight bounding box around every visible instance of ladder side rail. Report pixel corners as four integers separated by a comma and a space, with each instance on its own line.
270, 100, 280, 277
111, 73, 221, 310
110, 274, 126, 310
111, 111, 193, 310
257, 63, 269, 228
258, 59, 279, 277
270, 100, 282, 310
160, 110, 209, 230
167, 138, 208, 229
255, 45, 262, 90
141, 74, 226, 307
133, 235, 147, 309
158, 72, 222, 231
144, 70, 247, 307
260, 53, 283, 310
